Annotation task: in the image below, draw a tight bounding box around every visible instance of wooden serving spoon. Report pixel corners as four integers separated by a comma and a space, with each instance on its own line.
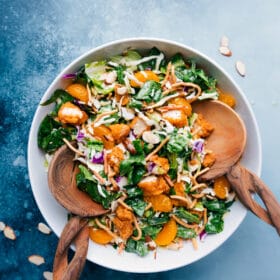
48, 144, 108, 280
193, 100, 280, 235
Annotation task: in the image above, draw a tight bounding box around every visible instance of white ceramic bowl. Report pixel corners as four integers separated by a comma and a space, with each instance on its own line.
28, 38, 261, 273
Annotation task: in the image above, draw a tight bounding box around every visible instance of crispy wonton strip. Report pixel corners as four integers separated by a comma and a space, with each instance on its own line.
162, 82, 201, 98
191, 238, 198, 250
170, 195, 192, 208
145, 136, 170, 161
170, 214, 198, 229
63, 138, 84, 157
132, 217, 142, 241
94, 218, 118, 239
93, 109, 118, 125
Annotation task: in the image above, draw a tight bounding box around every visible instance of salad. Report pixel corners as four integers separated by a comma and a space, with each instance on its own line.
38, 47, 237, 257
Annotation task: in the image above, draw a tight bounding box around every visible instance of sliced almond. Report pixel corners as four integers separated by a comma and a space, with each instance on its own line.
142, 131, 160, 144
28, 255, 45, 266
43, 271, 53, 280
0, 221, 5, 231
117, 86, 127, 95
38, 222, 52, 235
3, 226, 16, 240
220, 35, 229, 47
219, 46, 232, 57
236, 60, 246, 76
105, 71, 117, 84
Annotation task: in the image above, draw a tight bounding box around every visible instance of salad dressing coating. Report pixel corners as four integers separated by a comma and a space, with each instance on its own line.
38, 48, 237, 256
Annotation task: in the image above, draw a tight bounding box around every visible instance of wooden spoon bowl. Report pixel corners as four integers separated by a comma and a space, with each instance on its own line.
48, 143, 108, 280
192, 100, 280, 235
48, 143, 108, 217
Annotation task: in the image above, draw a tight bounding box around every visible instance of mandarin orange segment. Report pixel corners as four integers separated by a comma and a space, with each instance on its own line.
89, 228, 113, 245
144, 194, 172, 212
213, 176, 230, 199
93, 125, 115, 149
66, 83, 89, 103
218, 92, 236, 108
155, 219, 177, 246
130, 70, 159, 87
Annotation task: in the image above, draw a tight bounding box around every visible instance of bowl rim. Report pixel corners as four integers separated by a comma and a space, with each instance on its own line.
28, 37, 262, 273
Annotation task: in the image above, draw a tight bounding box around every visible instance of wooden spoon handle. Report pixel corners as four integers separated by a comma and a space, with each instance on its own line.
227, 163, 280, 235
53, 216, 89, 280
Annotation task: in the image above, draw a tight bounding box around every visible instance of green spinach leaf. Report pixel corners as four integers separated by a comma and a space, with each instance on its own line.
138, 47, 165, 70
40, 89, 74, 107
125, 239, 149, 257
176, 225, 197, 239
76, 165, 120, 209
202, 198, 228, 214
37, 115, 76, 153
205, 213, 224, 233
174, 207, 200, 224
167, 134, 189, 154
134, 81, 162, 103
126, 198, 147, 217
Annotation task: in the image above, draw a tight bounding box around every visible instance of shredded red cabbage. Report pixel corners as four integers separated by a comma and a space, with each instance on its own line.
91, 151, 104, 164
62, 73, 77, 79
199, 229, 207, 242
115, 175, 122, 183
128, 130, 136, 141
147, 162, 156, 173
76, 126, 85, 142
193, 139, 204, 153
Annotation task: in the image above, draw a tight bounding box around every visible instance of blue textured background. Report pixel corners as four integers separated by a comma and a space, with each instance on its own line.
1, 0, 280, 279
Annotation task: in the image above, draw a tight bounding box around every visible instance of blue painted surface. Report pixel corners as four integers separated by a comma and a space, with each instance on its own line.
1, 0, 280, 279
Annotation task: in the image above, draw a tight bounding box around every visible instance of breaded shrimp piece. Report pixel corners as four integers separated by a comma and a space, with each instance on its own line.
138, 175, 169, 196
162, 109, 188, 128
149, 155, 170, 174
202, 152, 216, 168
107, 146, 124, 173
193, 114, 214, 138
116, 205, 134, 222
58, 102, 88, 125
109, 124, 130, 143
113, 217, 134, 240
